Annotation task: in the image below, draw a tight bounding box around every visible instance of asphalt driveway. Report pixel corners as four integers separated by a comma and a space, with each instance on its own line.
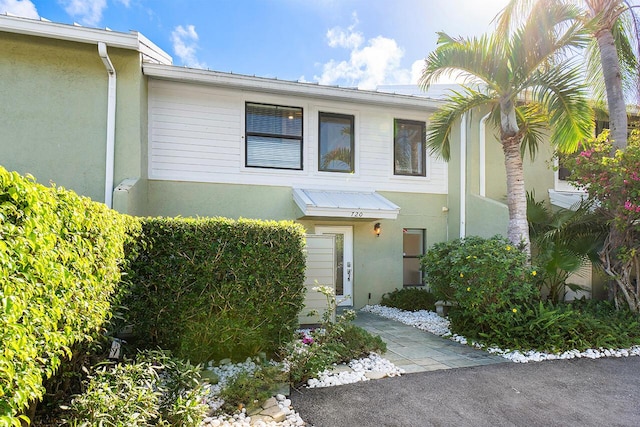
291, 357, 640, 427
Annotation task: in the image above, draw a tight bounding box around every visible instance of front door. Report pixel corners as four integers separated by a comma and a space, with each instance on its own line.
315, 226, 353, 306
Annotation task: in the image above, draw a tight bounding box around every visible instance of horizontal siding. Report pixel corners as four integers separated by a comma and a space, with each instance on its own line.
149, 79, 447, 194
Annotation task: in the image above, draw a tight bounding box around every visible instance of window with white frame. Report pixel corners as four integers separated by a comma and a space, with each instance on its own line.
394, 119, 426, 176
318, 112, 354, 173
245, 102, 303, 170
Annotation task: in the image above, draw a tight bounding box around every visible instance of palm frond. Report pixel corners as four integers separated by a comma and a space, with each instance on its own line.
419, 32, 505, 92
529, 61, 593, 153
426, 88, 494, 161
516, 103, 549, 160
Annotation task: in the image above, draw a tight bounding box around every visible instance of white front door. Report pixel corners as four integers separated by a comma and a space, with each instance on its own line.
315, 226, 353, 306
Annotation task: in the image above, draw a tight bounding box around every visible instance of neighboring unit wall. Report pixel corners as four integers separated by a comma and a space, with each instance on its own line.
0, 32, 147, 205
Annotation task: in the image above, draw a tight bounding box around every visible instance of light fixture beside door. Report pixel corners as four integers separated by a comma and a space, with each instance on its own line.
373, 222, 381, 237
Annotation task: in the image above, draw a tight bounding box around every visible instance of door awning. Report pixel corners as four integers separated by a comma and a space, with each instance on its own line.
293, 188, 400, 219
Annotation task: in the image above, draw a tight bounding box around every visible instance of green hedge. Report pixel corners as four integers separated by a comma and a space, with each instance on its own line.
0, 167, 140, 424
123, 217, 307, 363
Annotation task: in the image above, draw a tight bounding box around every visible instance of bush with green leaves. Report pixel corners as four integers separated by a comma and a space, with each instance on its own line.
283, 287, 386, 386
0, 167, 140, 425
422, 236, 539, 340
217, 364, 287, 414
380, 288, 437, 311
476, 299, 640, 352
122, 217, 307, 363
67, 350, 207, 426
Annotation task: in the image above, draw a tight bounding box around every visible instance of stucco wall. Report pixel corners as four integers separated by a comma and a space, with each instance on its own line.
145, 180, 447, 308
0, 32, 145, 204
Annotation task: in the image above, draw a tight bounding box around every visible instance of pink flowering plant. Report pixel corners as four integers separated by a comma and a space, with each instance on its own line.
564, 129, 640, 312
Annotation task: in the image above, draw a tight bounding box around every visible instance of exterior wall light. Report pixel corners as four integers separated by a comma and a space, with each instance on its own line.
374, 222, 381, 237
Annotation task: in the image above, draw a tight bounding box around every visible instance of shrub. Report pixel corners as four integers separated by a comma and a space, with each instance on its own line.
380, 288, 437, 311
122, 217, 307, 363
481, 300, 640, 352
422, 236, 539, 339
0, 167, 140, 424
217, 364, 287, 414
66, 350, 207, 426
284, 287, 386, 386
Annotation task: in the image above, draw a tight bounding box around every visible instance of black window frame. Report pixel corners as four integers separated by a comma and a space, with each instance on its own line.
318, 112, 355, 173
394, 118, 427, 177
245, 102, 303, 170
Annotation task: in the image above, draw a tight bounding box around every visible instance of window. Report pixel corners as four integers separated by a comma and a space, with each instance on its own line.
245, 102, 303, 169
394, 119, 426, 176
403, 229, 425, 287
318, 112, 354, 173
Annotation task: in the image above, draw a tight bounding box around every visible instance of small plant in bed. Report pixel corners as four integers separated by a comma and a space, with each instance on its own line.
283, 286, 386, 386
380, 287, 437, 311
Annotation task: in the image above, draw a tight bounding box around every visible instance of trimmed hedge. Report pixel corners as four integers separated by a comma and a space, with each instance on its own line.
123, 217, 307, 363
0, 167, 140, 424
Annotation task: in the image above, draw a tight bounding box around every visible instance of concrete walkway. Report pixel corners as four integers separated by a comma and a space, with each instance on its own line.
351, 310, 506, 372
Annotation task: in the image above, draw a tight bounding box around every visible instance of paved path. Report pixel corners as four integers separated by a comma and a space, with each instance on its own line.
352, 310, 506, 372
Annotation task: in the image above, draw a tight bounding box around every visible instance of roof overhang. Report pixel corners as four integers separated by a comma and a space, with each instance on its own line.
548, 189, 587, 210
0, 14, 172, 64
143, 63, 443, 110
293, 188, 400, 220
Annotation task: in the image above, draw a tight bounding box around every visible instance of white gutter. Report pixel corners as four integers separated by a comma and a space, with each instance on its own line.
460, 114, 467, 238
98, 42, 116, 208
479, 112, 491, 197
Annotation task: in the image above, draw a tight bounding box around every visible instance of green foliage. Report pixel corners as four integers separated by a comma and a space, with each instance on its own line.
564, 130, 640, 312
380, 287, 437, 311
527, 193, 607, 302
422, 236, 539, 339
217, 364, 286, 414
122, 217, 307, 363
0, 166, 140, 424
475, 300, 640, 352
283, 287, 386, 386
67, 350, 207, 426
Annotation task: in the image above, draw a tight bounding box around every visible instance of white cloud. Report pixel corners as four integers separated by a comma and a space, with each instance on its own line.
314, 13, 415, 90
0, 0, 39, 18
59, 0, 107, 26
115, 0, 130, 6
171, 24, 206, 69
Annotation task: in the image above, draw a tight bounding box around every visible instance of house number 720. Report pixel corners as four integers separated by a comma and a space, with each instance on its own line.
351, 211, 364, 217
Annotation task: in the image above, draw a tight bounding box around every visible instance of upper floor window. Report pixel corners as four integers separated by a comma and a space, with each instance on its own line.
245, 102, 303, 170
394, 119, 426, 176
319, 112, 354, 173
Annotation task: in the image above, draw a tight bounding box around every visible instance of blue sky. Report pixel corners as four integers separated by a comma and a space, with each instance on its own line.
1, 0, 511, 89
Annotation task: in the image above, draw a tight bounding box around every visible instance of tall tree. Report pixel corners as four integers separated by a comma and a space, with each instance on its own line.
498, 0, 640, 149
420, 2, 593, 259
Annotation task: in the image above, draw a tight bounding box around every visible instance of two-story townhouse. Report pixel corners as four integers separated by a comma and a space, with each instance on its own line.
2, 14, 604, 308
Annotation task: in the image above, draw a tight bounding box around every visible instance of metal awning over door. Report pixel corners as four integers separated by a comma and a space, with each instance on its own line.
293, 188, 400, 219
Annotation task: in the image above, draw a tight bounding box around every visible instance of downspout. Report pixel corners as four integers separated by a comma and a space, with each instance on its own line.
479, 112, 491, 197
459, 114, 467, 238
98, 42, 116, 208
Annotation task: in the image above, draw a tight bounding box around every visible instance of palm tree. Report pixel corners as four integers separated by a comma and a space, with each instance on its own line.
420, 2, 593, 259
498, 0, 640, 150
527, 193, 607, 302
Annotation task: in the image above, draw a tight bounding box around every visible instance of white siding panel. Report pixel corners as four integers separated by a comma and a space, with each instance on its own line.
148, 79, 447, 194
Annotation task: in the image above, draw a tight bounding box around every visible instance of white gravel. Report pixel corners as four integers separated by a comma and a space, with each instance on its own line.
306, 353, 404, 388
361, 304, 640, 363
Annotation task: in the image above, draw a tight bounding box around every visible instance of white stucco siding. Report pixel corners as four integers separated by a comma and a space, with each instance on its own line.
148, 79, 447, 194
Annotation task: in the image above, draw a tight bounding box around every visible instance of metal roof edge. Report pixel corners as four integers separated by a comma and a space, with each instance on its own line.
143, 63, 444, 110
0, 14, 172, 64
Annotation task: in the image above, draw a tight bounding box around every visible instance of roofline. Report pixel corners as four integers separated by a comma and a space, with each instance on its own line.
143, 63, 444, 110
0, 14, 172, 64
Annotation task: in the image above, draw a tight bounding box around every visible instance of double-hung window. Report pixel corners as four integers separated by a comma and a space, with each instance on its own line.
394, 119, 426, 176
245, 102, 303, 170
318, 112, 355, 173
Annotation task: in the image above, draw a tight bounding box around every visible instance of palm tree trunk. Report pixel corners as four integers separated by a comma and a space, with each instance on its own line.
502, 134, 531, 260
596, 28, 628, 150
